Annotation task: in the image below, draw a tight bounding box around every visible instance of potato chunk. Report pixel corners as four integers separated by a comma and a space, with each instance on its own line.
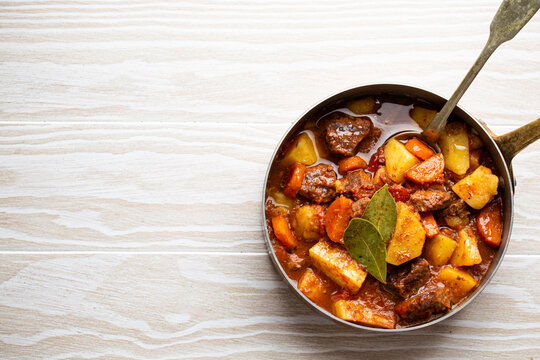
298, 268, 328, 303
295, 205, 325, 241
334, 300, 395, 329
309, 239, 367, 293
452, 166, 499, 210
436, 266, 477, 301
384, 138, 420, 183
439, 122, 469, 175
449, 227, 482, 267
282, 132, 318, 166
410, 106, 437, 129
386, 203, 426, 266
346, 96, 376, 114
424, 234, 457, 266
268, 188, 295, 210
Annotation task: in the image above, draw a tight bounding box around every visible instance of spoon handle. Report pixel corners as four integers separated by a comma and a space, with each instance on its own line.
423, 0, 540, 143
423, 43, 496, 143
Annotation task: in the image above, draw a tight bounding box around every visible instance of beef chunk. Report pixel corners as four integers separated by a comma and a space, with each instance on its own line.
395, 283, 452, 321
324, 112, 372, 157
386, 258, 430, 299
335, 170, 375, 200
351, 197, 370, 218
409, 190, 452, 212
298, 164, 337, 203
439, 197, 471, 230
444, 169, 464, 187
356, 127, 382, 153
440, 198, 470, 218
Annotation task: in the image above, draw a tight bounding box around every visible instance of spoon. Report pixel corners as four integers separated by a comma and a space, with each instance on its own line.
388, 0, 540, 146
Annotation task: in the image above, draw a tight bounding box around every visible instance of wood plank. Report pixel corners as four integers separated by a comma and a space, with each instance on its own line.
0, 122, 282, 251
0, 123, 538, 253
0, 0, 538, 123
0, 253, 538, 359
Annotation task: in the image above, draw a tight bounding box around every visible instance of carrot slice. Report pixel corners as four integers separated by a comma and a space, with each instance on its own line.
421, 212, 440, 238
325, 196, 353, 244
477, 200, 502, 247
271, 215, 297, 249
284, 162, 306, 198
405, 138, 435, 160
432, 172, 445, 184
338, 156, 367, 175
405, 153, 444, 184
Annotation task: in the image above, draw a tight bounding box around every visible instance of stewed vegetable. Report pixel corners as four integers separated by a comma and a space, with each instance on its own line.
265, 95, 503, 329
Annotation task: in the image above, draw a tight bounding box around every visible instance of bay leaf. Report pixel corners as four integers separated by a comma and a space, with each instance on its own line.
343, 218, 387, 284
362, 184, 397, 243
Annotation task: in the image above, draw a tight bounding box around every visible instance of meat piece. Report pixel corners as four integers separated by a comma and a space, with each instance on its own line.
440, 198, 471, 230
440, 198, 470, 218
351, 197, 370, 218
444, 169, 464, 188
356, 127, 382, 153
298, 164, 337, 203
335, 170, 375, 200
409, 190, 453, 212
386, 258, 430, 299
324, 112, 373, 157
395, 283, 452, 321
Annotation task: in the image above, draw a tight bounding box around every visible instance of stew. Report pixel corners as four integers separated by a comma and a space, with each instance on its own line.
264, 95, 503, 329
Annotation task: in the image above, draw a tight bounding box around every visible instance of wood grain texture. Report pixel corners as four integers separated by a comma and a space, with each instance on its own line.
0, 254, 539, 359
1, 0, 539, 358
0, 0, 539, 123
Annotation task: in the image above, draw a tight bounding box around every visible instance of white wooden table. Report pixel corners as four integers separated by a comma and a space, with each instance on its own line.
1, 1, 539, 358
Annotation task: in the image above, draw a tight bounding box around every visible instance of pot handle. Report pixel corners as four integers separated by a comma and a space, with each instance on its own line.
494, 117, 540, 164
